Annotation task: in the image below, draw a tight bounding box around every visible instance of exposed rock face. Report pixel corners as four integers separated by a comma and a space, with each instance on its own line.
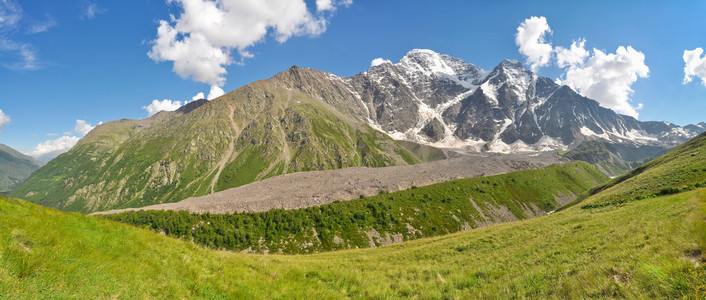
421, 118, 445, 142
344, 49, 705, 152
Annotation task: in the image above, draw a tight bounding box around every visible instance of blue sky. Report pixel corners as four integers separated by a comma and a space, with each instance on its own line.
1, 0, 705, 157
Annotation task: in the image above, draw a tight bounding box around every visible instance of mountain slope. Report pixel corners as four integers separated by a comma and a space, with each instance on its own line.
1, 162, 704, 297
575, 131, 706, 207
347, 50, 705, 152
10, 67, 421, 213
0, 144, 42, 193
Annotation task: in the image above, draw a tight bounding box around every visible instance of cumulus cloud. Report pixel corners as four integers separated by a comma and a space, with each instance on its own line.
683, 48, 706, 86
515, 16, 553, 71
192, 92, 205, 100
207, 85, 224, 100
560, 46, 649, 118
555, 39, 589, 68
515, 16, 649, 118
26, 135, 81, 161
83, 3, 106, 20
148, 0, 349, 87
316, 0, 334, 11
370, 57, 391, 67
74, 119, 96, 136
0, 109, 10, 133
142, 99, 186, 117
316, 0, 351, 12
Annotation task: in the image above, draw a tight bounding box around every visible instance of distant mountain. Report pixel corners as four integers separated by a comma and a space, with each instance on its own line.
11, 68, 425, 213
561, 140, 667, 177
345, 49, 705, 152
0, 143, 43, 193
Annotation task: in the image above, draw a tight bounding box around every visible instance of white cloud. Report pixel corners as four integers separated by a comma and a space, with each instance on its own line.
27, 16, 56, 34
370, 57, 391, 67
192, 92, 205, 100
683, 48, 706, 86
207, 85, 224, 100
515, 16, 553, 72
26, 135, 80, 161
83, 3, 106, 20
0, 109, 10, 133
560, 46, 649, 118
142, 99, 186, 117
0, 38, 38, 70
74, 119, 95, 136
316, 0, 334, 11
0, 0, 41, 70
516, 16, 649, 119
0, 0, 21, 28
148, 0, 348, 87
555, 39, 589, 68
317, 0, 352, 12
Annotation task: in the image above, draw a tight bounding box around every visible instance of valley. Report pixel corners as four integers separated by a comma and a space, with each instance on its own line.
2, 2, 705, 297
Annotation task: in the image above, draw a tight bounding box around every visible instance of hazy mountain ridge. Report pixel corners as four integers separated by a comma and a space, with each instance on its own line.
0, 144, 43, 193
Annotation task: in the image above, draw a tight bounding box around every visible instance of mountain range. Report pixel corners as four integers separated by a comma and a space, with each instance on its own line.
346, 49, 705, 152
10, 49, 705, 212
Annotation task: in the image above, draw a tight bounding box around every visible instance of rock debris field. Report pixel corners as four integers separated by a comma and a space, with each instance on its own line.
93, 151, 569, 215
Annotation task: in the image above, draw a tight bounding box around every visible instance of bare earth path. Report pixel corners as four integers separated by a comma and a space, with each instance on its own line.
93, 151, 569, 215
209, 105, 240, 193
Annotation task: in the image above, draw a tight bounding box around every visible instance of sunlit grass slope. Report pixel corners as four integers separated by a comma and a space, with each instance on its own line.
1, 190, 705, 297
570, 131, 706, 209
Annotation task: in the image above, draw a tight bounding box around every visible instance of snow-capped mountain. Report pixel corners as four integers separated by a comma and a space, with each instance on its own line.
343, 49, 705, 152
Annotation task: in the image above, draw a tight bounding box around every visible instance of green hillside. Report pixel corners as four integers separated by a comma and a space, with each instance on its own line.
0, 144, 42, 193
1, 184, 704, 297
572, 131, 706, 209
10, 68, 423, 213
102, 162, 607, 254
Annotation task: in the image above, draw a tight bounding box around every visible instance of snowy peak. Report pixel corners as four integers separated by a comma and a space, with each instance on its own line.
345, 49, 704, 153
479, 59, 536, 106
392, 49, 485, 88
399, 49, 460, 76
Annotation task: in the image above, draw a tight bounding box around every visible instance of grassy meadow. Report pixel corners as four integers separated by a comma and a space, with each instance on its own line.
1, 187, 704, 298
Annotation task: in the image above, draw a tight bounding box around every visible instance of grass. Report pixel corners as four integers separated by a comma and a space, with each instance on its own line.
1, 187, 704, 298
570, 131, 706, 209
